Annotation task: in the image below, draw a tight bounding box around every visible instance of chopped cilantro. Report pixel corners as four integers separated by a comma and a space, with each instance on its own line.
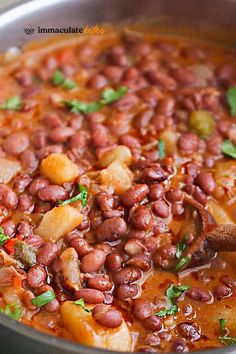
52, 69, 77, 90
59, 185, 87, 207
31, 290, 55, 308
226, 86, 236, 116
221, 140, 236, 159
174, 256, 190, 272
219, 319, 236, 345
176, 235, 188, 259
0, 227, 10, 246
0, 96, 22, 111
158, 139, 165, 159
100, 86, 128, 104
74, 298, 92, 313
0, 303, 22, 320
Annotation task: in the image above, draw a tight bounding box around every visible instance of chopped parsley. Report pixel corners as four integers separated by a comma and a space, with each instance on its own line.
52, 70, 77, 90
155, 284, 190, 318
176, 235, 188, 259
59, 185, 87, 207
100, 86, 128, 104
219, 319, 236, 345
74, 298, 92, 313
221, 140, 236, 159
0, 96, 22, 111
174, 256, 190, 272
31, 290, 55, 308
0, 303, 22, 320
158, 139, 165, 159
0, 227, 10, 246
226, 86, 236, 116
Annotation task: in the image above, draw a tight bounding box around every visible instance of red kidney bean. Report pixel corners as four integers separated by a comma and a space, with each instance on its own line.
153, 200, 170, 218
143, 315, 162, 331
92, 304, 122, 328
166, 188, 183, 202
96, 192, 115, 211
115, 284, 139, 300
135, 109, 153, 133
120, 134, 141, 149
94, 243, 112, 256
186, 287, 212, 302
214, 285, 232, 299
0, 185, 18, 209
141, 164, 168, 183
88, 74, 107, 89
126, 254, 151, 271
171, 67, 196, 86
146, 70, 177, 91
124, 239, 145, 256
151, 114, 173, 132
103, 66, 123, 82
37, 242, 58, 266
17, 221, 32, 236
22, 290, 37, 311
95, 217, 127, 242
69, 131, 90, 151
13, 174, 32, 193
156, 97, 175, 116
103, 209, 124, 219
185, 162, 201, 178
17, 194, 34, 213
105, 253, 123, 272
206, 135, 223, 155
121, 184, 149, 207
69, 237, 93, 258
172, 338, 188, 352
41, 112, 63, 128
91, 123, 111, 148
178, 322, 201, 341
80, 249, 106, 273
3, 132, 29, 155
26, 234, 44, 249
44, 298, 60, 313
36, 284, 54, 295
1, 220, 15, 237
34, 201, 51, 214
220, 275, 236, 288
133, 299, 153, 320
127, 229, 146, 240
217, 119, 232, 137
178, 133, 199, 155
130, 205, 153, 231
113, 266, 141, 285
29, 177, 49, 196
49, 127, 74, 143
87, 276, 112, 292
138, 86, 158, 107
192, 187, 207, 205
148, 183, 164, 200
38, 185, 67, 203
172, 202, 184, 217
195, 172, 215, 195
36, 145, 63, 160
152, 245, 177, 269
27, 265, 47, 289
32, 130, 47, 149
109, 46, 128, 67
216, 63, 236, 83
74, 288, 104, 304
112, 93, 138, 111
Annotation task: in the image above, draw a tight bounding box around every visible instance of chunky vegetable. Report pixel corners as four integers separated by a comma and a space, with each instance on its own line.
189, 110, 215, 138
99, 145, 132, 168
100, 160, 133, 194
0, 158, 21, 183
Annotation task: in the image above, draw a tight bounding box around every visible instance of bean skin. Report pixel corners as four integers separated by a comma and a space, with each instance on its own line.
133, 299, 153, 320
141, 165, 168, 183
37, 242, 58, 266
143, 315, 162, 331
0, 185, 18, 209
166, 189, 184, 202
153, 200, 170, 218
95, 217, 127, 242
105, 253, 122, 272
148, 183, 164, 201
130, 205, 153, 231
178, 322, 201, 341
92, 304, 122, 328
87, 276, 112, 292
69, 237, 93, 258
74, 288, 104, 304
44, 298, 60, 313
186, 287, 212, 302
178, 133, 199, 155
115, 284, 139, 300
127, 229, 146, 240
214, 285, 232, 299
126, 254, 151, 271
49, 127, 74, 143
29, 177, 49, 196
27, 265, 47, 289
195, 172, 215, 195
120, 184, 149, 207
124, 239, 145, 256
3, 132, 29, 155
80, 249, 106, 273
113, 266, 141, 285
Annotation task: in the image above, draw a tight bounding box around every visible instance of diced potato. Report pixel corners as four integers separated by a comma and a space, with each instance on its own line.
40, 153, 79, 185
207, 200, 233, 224
0, 158, 21, 183
100, 160, 133, 194
59, 248, 81, 291
214, 161, 236, 198
35, 205, 83, 242
99, 145, 132, 168
159, 130, 178, 156
61, 302, 132, 351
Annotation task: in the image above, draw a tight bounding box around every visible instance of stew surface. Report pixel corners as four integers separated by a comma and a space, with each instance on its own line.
0, 26, 236, 353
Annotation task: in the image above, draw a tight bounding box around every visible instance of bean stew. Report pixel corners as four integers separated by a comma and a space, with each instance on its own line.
0, 26, 236, 353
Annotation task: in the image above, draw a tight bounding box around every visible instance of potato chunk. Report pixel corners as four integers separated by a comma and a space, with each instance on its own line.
59, 248, 81, 291
100, 160, 133, 194
0, 158, 21, 183
40, 153, 79, 185
61, 301, 132, 351
35, 205, 83, 242
99, 145, 132, 168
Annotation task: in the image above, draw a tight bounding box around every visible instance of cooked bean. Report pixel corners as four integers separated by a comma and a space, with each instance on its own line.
41, 112, 63, 128
103, 66, 123, 82
74, 288, 104, 304
121, 184, 149, 207
126, 254, 151, 271
124, 239, 145, 256
156, 97, 175, 116
3, 132, 29, 155
113, 266, 141, 285
88, 74, 107, 89
87, 276, 112, 292
130, 205, 153, 230
96, 192, 115, 211
17, 194, 34, 213
147, 70, 177, 91
141, 165, 168, 183
105, 253, 123, 272
166, 189, 183, 202
1, 220, 15, 237
38, 185, 67, 203
143, 315, 162, 331
80, 249, 106, 273
178, 133, 199, 155
195, 172, 215, 195
95, 217, 127, 242
152, 245, 177, 269
0, 185, 18, 209
171, 67, 196, 86
92, 304, 122, 328
127, 229, 146, 240
133, 299, 153, 320
153, 200, 170, 218
29, 176, 49, 196
148, 183, 164, 200
37, 242, 58, 266
44, 298, 60, 313
94, 243, 112, 255
186, 287, 212, 302
17, 221, 32, 236
13, 174, 32, 193
27, 265, 47, 289
115, 284, 139, 300
214, 285, 232, 299
69, 237, 93, 258
178, 322, 201, 341
172, 338, 188, 352
49, 127, 74, 143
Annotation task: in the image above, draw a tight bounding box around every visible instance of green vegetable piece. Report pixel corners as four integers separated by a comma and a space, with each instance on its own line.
158, 139, 165, 159
221, 140, 236, 159
155, 304, 178, 317
174, 256, 191, 272
0, 303, 22, 320
74, 298, 92, 313
100, 86, 128, 104
0, 96, 22, 111
189, 110, 215, 139
63, 99, 101, 114
63, 79, 77, 90
31, 290, 55, 308
226, 86, 236, 116
0, 227, 10, 246
219, 319, 236, 345
59, 185, 87, 207
176, 235, 188, 259
52, 70, 65, 86
14, 240, 36, 267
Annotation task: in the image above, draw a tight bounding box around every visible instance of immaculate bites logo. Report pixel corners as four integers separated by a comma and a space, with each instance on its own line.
24, 24, 35, 35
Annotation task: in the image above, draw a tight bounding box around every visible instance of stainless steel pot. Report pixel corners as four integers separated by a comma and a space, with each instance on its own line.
0, 0, 236, 353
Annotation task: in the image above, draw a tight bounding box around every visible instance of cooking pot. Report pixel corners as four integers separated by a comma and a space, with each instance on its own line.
0, 0, 236, 353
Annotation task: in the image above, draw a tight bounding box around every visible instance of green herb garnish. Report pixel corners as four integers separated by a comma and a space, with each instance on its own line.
226, 87, 236, 116
31, 290, 55, 308
74, 298, 92, 313
52, 70, 77, 90
155, 284, 190, 318
176, 235, 188, 259
0, 303, 22, 320
219, 319, 236, 345
0, 227, 10, 246
0, 96, 22, 111
100, 86, 128, 104
158, 139, 165, 159
221, 140, 236, 159
174, 256, 190, 272
59, 185, 87, 207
